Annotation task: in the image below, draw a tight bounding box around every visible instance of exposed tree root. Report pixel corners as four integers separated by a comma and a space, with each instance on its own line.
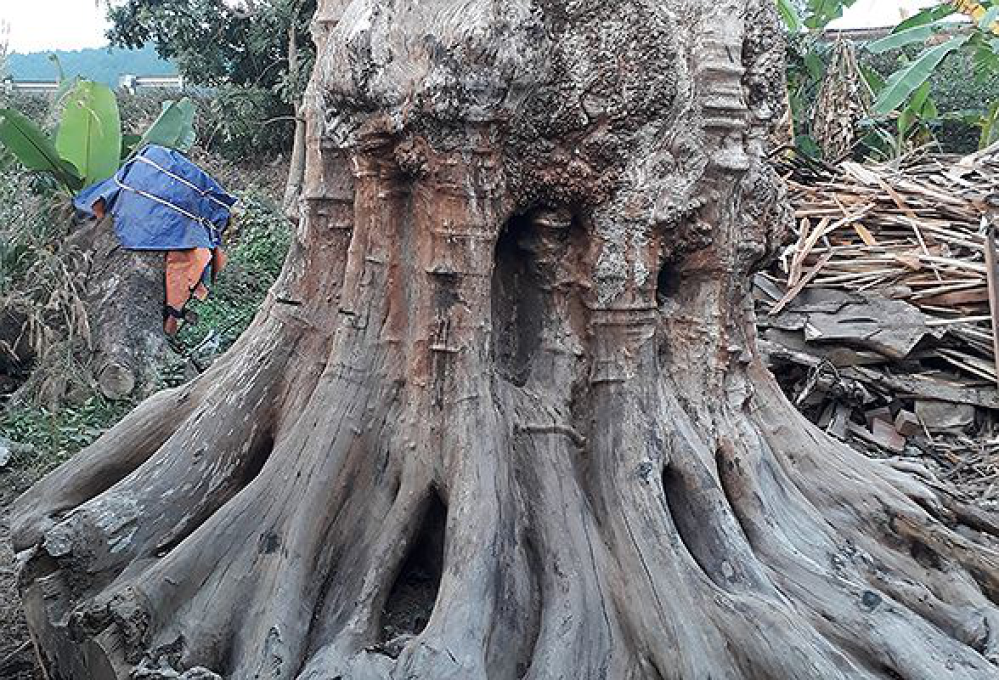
12, 304, 998, 680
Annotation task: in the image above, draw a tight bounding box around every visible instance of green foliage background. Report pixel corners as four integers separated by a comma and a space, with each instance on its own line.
176, 188, 292, 356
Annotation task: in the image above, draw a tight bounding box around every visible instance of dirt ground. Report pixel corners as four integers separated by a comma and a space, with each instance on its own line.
0, 462, 45, 680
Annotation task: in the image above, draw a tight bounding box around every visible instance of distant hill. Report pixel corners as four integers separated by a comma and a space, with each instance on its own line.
5, 45, 177, 87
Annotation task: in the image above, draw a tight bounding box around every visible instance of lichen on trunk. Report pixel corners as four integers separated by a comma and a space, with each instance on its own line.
10, 1, 998, 679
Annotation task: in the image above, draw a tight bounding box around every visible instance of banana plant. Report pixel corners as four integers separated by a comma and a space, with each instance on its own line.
0, 79, 197, 193
56, 80, 123, 186
776, 0, 861, 157
865, 0, 998, 147
0, 107, 84, 190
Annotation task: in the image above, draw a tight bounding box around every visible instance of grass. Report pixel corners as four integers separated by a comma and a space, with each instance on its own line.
0, 395, 136, 471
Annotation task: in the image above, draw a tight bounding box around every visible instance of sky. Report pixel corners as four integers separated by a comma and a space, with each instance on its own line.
829, 0, 941, 29
1, 1, 113, 54
0, 0, 948, 55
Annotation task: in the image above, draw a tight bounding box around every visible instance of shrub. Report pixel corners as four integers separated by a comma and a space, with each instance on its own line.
195, 86, 295, 161
176, 187, 292, 356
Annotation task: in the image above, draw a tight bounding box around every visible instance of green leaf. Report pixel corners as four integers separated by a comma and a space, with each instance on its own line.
804, 0, 858, 29
922, 95, 938, 120
867, 20, 949, 54
804, 50, 825, 81
776, 0, 803, 32
873, 36, 970, 115
980, 100, 999, 148
894, 4, 955, 33
174, 98, 197, 152
121, 133, 143, 160
137, 97, 197, 153
56, 81, 123, 186
897, 108, 916, 137
859, 63, 886, 92
795, 133, 823, 159
909, 80, 932, 113
53, 76, 80, 112
898, 81, 934, 136
0, 108, 82, 190
980, 6, 998, 32
971, 37, 999, 81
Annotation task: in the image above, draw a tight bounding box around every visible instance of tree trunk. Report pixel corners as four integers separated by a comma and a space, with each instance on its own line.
3, 214, 171, 403
67, 215, 172, 400
282, 105, 307, 221
282, 0, 308, 221
10, 1, 998, 678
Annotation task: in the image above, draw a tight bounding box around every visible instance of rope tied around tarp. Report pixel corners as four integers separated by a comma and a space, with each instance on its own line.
112, 174, 224, 242
133, 155, 233, 210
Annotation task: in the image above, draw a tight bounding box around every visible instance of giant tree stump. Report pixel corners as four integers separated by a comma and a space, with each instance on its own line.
10, 0, 998, 678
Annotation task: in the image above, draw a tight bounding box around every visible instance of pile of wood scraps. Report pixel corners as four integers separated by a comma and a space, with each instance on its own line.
759, 144, 999, 507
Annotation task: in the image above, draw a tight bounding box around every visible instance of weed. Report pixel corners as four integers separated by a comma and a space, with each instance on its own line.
0, 166, 89, 404
176, 187, 291, 356
0, 394, 136, 474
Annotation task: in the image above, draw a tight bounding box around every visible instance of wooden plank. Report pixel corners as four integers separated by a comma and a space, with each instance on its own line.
769, 252, 834, 316
986, 231, 999, 392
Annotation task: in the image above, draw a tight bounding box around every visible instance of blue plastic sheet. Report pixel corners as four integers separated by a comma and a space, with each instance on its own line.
74, 145, 236, 250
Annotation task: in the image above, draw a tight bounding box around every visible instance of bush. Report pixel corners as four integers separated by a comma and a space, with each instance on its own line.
175, 187, 292, 356
0, 164, 79, 390
859, 46, 994, 154
195, 86, 295, 161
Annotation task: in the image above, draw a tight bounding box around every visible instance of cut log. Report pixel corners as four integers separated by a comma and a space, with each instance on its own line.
65, 215, 173, 399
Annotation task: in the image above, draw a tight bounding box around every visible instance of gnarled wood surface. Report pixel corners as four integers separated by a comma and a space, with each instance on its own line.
10, 1, 998, 678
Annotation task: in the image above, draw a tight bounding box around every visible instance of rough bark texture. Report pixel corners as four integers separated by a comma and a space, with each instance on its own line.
66, 215, 172, 400
10, 1, 998, 678
282, 0, 309, 221
283, 106, 308, 221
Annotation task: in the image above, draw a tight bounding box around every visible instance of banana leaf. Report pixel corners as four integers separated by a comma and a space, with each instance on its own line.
777, 0, 802, 32
893, 4, 955, 33
138, 97, 197, 154
56, 80, 122, 186
867, 20, 950, 54
981, 101, 999, 148
121, 133, 143, 160
0, 107, 82, 190
873, 36, 969, 115
897, 81, 935, 137
980, 6, 998, 33
804, 0, 857, 29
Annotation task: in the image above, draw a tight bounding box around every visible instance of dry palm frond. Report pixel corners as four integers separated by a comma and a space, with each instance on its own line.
0, 187, 95, 406
811, 39, 872, 162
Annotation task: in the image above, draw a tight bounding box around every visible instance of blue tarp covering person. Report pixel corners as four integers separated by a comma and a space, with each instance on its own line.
74, 145, 236, 334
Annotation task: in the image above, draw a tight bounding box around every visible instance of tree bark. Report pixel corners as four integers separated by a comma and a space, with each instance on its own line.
10, 1, 998, 679
66, 215, 172, 400
282, 0, 309, 221
282, 105, 307, 221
